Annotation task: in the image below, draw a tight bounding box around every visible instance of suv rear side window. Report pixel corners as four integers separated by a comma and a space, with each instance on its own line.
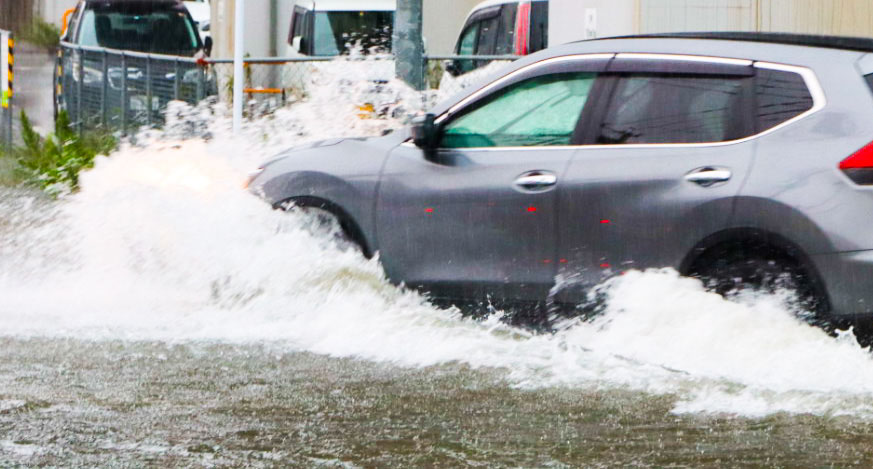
442, 72, 597, 148
597, 74, 749, 144
866, 74, 873, 94
755, 68, 813, 133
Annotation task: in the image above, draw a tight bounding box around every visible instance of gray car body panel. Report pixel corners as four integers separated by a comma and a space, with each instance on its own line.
251, 36, 873, 318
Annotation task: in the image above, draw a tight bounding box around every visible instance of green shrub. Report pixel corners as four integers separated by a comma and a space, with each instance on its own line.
14, 110, 116, 195
21, 18, 61, 50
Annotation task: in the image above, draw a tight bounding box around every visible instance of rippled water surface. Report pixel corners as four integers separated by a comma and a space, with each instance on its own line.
2, 64, 873, 467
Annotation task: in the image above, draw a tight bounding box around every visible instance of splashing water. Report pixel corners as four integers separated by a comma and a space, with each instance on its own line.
2, 61, 873, 419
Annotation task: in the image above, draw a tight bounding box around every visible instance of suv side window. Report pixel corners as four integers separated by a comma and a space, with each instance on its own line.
755, 68, 813, 133
441, 72, 597, 148
597, 74, 749, 144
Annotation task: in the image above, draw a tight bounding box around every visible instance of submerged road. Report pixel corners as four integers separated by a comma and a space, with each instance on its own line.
11, 42, 55, 139
1, 338, 873, 467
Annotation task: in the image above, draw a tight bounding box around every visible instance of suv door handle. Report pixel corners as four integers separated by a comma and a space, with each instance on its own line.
514, 171, 557, 192
684, 167, 732, 187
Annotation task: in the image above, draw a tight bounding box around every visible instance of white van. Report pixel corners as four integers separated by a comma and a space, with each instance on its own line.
285, 0, 396, 56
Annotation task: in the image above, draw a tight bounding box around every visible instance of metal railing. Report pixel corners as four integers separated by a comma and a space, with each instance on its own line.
56, 43, 519, 134
1, 29, 12, 150
208, 54, 519, 108
425, 54, 518, 96
57, 42, 216, 135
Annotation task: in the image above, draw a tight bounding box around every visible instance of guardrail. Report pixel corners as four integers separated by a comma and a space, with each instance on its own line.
57, 41, 215, 135
56, 43, 520, 134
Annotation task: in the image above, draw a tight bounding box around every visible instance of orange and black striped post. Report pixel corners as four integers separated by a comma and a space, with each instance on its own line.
1, 31, 12, 148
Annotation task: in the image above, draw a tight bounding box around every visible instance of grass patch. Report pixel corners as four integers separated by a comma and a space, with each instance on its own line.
0, 146, 20, 186
11, 111, 116, 195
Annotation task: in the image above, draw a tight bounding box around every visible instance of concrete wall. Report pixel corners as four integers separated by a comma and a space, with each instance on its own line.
759, 0, 873, 36
550, 0, 873, 45
212, 0, 484, 58
37, 0, 79, 27
550, 0, 637, 45
423, 0, 481, 55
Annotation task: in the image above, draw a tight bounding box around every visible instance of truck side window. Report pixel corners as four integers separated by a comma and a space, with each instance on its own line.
529, 2, 549, 53
495, 4, 517, 55
475, 16, 499, 55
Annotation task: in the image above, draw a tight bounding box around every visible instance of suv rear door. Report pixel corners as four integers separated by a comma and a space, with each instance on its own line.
553, 54, 758, 304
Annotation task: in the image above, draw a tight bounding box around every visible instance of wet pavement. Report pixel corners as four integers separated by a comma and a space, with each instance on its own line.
2, 338, 873, 468
11, 42, 56, 138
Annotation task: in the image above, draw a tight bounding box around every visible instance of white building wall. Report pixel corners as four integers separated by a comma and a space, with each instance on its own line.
423, 0, 481, 55
38, 0, 79, 27
551, 0, 873, 45
212, 0, 273, 59
549, 0, 637, 46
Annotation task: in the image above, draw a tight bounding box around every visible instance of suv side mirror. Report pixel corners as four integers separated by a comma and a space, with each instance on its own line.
411, 114, 438, 150
204, 36, 213, 56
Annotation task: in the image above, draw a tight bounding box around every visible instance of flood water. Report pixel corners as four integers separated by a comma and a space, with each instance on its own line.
2, 64, 873, 467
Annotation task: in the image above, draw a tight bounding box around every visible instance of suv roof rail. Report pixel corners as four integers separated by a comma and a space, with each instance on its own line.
585, 32, 873, 54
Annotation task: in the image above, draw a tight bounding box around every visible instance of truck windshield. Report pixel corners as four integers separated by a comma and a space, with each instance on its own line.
312, 11, 393, 56
78, 3, 200, 56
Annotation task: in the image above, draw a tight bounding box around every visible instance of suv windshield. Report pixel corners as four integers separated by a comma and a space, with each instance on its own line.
78, 2, 200, 56
312, 11, 393, 56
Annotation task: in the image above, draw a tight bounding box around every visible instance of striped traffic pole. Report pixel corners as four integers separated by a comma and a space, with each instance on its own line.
1, 31, 12, 148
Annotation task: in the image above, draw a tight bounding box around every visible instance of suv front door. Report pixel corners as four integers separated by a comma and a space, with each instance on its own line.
553, 55, 758, 304
377, 56, 610, 305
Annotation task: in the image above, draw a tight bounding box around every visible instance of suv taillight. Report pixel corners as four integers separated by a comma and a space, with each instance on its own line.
840, 142, 873, 185
514, 2, 531, 56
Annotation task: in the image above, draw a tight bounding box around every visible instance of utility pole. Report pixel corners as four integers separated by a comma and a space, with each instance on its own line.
232, 0, 245, 135
394, 0, 425, 91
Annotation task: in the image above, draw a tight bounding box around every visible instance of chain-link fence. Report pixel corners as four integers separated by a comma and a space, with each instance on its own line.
57, 42, 217, 135
56, 47, 518, 134
207, 54, 517, 115
425, 55, 518, 97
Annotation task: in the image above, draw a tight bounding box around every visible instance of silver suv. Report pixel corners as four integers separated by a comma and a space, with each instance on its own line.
249, 33, 873, 328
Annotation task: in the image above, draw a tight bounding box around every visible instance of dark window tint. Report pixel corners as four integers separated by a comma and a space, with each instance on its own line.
529, 2, 549, 52
598, 74, 748, 144
866, 74, 873, 95
475, 16, 499, 55
495, 4, 517, 55
755, 68, 813, 133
